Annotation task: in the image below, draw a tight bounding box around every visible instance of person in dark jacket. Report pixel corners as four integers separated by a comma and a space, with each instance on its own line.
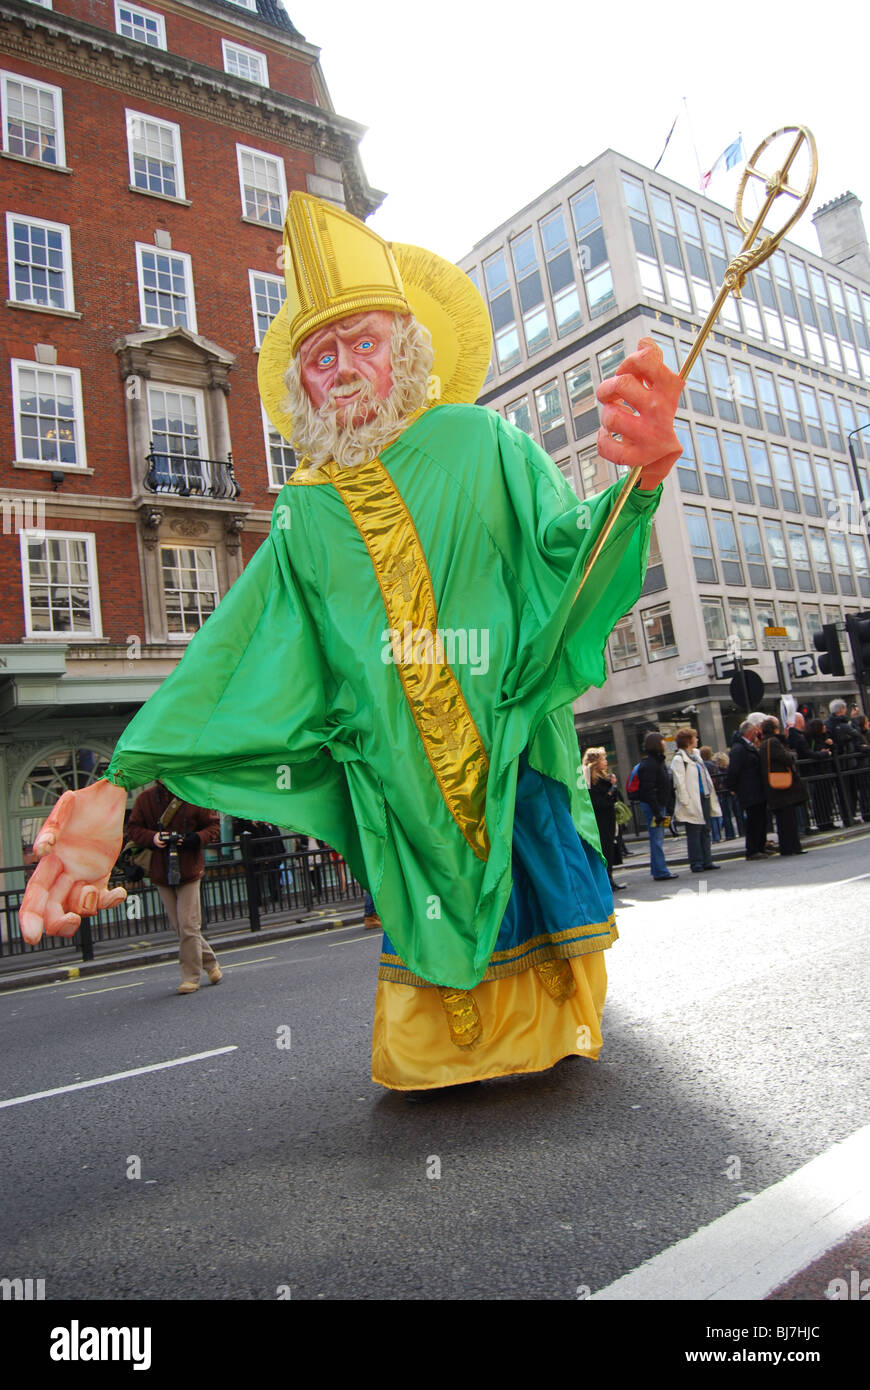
582, 747, 625, 891
128, 781, 221, 993
759, 717, 807, 855
827, 698, 866, 818
636, 730, 678, 881
726, 719, 771, 860
786, 713, 831, 834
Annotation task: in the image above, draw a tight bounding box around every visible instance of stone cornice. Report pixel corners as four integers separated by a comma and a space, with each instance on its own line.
0, 0, 384, 218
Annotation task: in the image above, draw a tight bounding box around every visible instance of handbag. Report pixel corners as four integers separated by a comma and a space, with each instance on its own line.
613, 799, 632, 827
122, 796, 183, 877
766, 740, 793, 791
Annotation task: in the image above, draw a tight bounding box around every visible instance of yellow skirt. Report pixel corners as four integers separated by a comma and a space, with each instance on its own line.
371, 953, 608, 1091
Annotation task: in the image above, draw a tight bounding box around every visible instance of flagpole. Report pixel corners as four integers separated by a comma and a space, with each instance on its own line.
681, 96, 705, 191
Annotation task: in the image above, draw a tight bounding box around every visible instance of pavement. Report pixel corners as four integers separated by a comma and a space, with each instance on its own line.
3, 820, 868, 994
2, 820, 868, 1303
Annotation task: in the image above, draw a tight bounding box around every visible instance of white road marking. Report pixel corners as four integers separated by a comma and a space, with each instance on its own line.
66, 982, 145, 997
591, 1122, 870, 1301
220, 955, 276, 969
0, 1046, 238, 1110
327, 934, 378, 948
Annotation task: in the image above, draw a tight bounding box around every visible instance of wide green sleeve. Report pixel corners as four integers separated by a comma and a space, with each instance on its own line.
492, 414, 660, 720
104, 492, 361, 862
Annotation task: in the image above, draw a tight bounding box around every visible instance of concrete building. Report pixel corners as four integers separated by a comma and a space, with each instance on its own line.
458, 150, 870, 775
0, 0, 379, 869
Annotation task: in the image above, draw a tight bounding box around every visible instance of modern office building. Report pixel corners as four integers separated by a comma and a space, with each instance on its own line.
458, 151, 870, 775
0, 0, 379, 867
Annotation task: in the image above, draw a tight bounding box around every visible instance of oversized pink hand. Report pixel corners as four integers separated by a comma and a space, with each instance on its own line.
596, 337, 684, 489
19, 779, 129, 945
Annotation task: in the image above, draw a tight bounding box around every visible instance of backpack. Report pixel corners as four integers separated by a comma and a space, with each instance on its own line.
626, 762, 642, 801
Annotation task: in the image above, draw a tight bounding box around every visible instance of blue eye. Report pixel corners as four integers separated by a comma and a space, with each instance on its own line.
318, 352, 336, 368
358, 339, 374, 351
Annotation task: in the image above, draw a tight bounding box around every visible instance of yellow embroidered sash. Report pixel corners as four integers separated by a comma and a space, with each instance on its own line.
290, 455, 490, 861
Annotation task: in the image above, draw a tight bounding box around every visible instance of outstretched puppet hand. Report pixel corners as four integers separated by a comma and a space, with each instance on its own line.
596, 337, 683, 489
18, 780, 128, 945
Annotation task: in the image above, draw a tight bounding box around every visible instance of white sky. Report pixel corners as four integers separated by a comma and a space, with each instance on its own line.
286, 0, 866, 263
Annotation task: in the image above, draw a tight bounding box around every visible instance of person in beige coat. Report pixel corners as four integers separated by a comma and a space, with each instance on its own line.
671, 728, 722, 874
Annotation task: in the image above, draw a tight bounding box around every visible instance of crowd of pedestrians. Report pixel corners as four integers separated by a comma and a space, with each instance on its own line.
582, 698, 870, 886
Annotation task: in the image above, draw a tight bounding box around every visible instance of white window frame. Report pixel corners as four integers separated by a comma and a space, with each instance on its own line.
11, 359, 87, 469
135, 243, 197, 332
147, 383, 208, 474
6, 212, 74, 311
222, 39, 269, 86
248, 269, 285, 348
160, 544, 219, 641
236, 144, 287, 227
114, 1, 166, 49
224, 0, 256, 8
1, 70, 65, 167
262, 406, 296, 488
20, 530, 102, 640
126, 110, 185, 200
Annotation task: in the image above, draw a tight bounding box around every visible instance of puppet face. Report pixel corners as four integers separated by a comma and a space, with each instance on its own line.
298, 310, 395, 427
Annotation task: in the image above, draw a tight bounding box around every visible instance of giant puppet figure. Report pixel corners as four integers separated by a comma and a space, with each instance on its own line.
19, 193, 683, 1091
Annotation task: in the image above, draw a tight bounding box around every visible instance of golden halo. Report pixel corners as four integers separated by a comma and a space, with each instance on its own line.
257, 242, 493, 444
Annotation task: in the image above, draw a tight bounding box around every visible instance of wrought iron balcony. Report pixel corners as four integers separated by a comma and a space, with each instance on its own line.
144, 448, 241, 500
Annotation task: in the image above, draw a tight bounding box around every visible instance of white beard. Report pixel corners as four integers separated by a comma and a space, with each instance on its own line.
283, 313, 434, 470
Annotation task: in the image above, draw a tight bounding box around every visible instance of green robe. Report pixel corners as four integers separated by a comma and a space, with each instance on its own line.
105, 404, 660, 988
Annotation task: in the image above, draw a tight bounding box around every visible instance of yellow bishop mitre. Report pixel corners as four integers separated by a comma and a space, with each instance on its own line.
259, 192, 493, 444
283, 191, 411, 357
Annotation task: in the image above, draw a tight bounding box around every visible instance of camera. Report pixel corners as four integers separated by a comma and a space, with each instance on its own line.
162, 830, 184, 886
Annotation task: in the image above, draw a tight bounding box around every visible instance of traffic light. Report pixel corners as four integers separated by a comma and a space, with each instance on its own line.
798, 701, 816, 721
813, 623, 845, 677
846, 612, 870, 680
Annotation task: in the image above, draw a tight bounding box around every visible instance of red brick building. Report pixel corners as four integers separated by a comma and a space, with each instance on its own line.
0, 0, 380, 866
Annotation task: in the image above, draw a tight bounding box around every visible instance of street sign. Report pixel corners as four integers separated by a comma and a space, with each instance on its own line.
791, 653, 817, 678
713, 654, 760, 680
729, 669, 764, 709
762, 625, 790, 651
676, 660, 707, 680
714, 656, 737, 680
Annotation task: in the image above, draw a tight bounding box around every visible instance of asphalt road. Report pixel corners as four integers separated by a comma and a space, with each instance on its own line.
1, 835, 868, 1301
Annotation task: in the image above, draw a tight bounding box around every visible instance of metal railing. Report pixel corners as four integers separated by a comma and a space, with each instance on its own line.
144, 448, 241, 500
622, 748, 870, 840
0, 834, 362, 964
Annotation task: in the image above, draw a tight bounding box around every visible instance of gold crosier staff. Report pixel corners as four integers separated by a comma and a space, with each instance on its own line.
574, 125, 819, 604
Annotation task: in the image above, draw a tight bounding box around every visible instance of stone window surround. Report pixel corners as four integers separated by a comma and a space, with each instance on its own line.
115, 325, 248, 644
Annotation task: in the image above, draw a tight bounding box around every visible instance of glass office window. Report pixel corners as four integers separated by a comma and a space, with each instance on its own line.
609, 613, 642, 670
722, 432, 752, 503
771, 446, 799, 512
686, 507, 717, 581
539, 207, 583, 335
701, 596, 728, 648
506, 396, 532, 435
787, 525, 814, 592
713, 511, 744, 585
571, 184, 615, 318
641, 604, 678, 661
808, 527, 835, 594
729, 597, 756, 649
792, 450, 820, 516
697, 426, 727, 498
511, 229, 551, 355
764, 520, 792, 589
747, 439, 776, 507
739, 516, 769, 587
566, 362, 596, 439
674, 420, 701, 493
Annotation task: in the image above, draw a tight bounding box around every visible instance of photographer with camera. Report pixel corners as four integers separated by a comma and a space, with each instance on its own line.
127, 782, 221, 994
